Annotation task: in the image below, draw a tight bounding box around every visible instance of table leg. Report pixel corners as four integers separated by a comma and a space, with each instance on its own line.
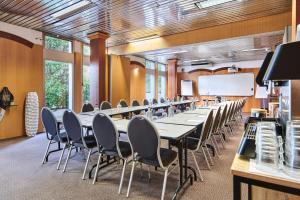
178, 139, 183, 185
233, 175, 241, 200
248, 184, 252, 200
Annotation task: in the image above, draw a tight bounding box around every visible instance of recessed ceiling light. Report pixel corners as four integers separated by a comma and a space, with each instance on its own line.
151, 50, 188, 56
128, 35, 160, 43
241, 48, 270, 52
51, 0, 91, 18
183, 59, 207, 63
195, 0, 236, 9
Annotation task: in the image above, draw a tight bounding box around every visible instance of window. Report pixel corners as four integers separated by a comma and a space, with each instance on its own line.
145, 60, 156, 100
82, 65, 90, 103
83, 45, 90, 56
44, 60, 73, 109
158, 63, 166, 99
45, 35, 72, 53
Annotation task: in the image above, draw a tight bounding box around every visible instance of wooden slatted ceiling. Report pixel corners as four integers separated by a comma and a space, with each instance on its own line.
0, 0, 292, 47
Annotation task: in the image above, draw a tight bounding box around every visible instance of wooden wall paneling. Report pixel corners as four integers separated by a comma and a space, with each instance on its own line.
167, 59, 178, 99
110, 55, 131, 107
73, 52, 83, 113
177, 68, 260, 113
130, 61, 146, 104
0, 38, 44, 139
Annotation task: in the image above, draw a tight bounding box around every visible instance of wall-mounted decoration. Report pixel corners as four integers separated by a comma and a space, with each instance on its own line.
0, 87, 14, 123
25, 92, 39, 137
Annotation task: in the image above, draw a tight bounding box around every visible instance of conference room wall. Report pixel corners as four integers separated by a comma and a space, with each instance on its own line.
130, 61, 146, 104
0, 37, 44, 139
177, 68, 260, 113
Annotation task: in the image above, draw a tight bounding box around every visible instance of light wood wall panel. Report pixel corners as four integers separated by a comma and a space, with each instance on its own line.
0, 38, 44, 139
167, 59, 178, 99
130, 62, 146, 104
73, 52, 83, 113
110, 55, 131, 107
177, 68, 261, 112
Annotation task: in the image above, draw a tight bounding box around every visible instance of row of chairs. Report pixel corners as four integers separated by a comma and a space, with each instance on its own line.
41, 108, 178, 200
41, 98, 246, 199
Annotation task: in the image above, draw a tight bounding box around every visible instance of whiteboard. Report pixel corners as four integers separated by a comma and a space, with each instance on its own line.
198, 73, 254, 96
181, 80, 193, 96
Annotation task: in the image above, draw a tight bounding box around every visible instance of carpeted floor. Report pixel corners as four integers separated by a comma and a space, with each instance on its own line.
0, 123, 245, 200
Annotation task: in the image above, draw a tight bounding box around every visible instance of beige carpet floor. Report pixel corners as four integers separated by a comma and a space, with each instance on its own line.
0, 122, 245, 200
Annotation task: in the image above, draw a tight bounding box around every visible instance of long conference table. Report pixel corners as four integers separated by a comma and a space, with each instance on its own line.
52, 100, 215, 200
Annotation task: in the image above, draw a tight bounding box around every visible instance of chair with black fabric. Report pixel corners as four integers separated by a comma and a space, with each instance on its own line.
100, 101, 112, 110
152, 98, 158, 104
186, 109, 214, 177
143, 99, 149, 106
119, 99, 130, 119
126, 116, 178, 200
131, 100, 141, 115
81, 103, 94, 112
160, 98, 165, 103
92, 113, 132, 194
210, 106, 223, 154
217, 104, 229, 140
62, 110, 97, 180
41, 107, 69, 170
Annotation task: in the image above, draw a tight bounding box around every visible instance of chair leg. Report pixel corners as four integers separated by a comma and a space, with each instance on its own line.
62, 144, 72, 173
57, 144, 67, 170
191, 152, 203, 181
93, 153, 102, 184
218, 132, 226, 149
205, 145, 214, 165
118, 159, 127, 194
42, 140, 51, 164
210, 138, 220, 157
82, 149, 92, 180
147, 165, 151, 182
201, 147, 211, 170
126, 161, 136, 198
161, 168, 169, 200
212, 135, 221, 153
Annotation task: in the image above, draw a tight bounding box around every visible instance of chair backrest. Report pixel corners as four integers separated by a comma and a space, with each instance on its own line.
100, 101, 112, 110
81, 103, 94, 113
199, 109, 214, 145
218, 104, 228, 129
160, 98, 165, 103
119, 99, 128, 107
62, 110, 82, 142
143, 99, 149, 106
92, 113, 122, 155
41, 107, 58, 139
132, 100, 140, 107
225, 102, 233, 123
127, 116, 162, 166
210, 106, 221, 134
152, 98, 158, 104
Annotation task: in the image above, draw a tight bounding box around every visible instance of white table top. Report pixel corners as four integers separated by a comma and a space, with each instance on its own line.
155, 113, 206, 126
114, 119, 196, 139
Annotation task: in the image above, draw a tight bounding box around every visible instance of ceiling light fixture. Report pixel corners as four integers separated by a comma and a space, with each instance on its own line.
51, 0, 91, 18
151, 50, 188, 56
183, 59, 207, 63
128, 35, 160, 43
241, 48, 270, 52
195, 0, 235, 9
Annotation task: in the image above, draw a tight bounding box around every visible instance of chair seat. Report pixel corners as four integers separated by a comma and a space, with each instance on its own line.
73, 135, 97, 149
137, 148, 177, 167
52, 131, 68, 143
101, 141, 132, 158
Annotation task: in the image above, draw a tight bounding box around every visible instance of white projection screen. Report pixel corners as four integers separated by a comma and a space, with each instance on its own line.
198, 73, 254, 96
181, 80, 193, 96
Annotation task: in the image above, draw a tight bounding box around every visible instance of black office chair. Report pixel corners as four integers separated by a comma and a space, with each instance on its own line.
160, 98, 165, 103
62, 110, 97, 180
119, 99, 130, 119
152, 98, 158, 104
127, 116, 178, 200
92, 113, 131, 193
100, 101, 112, 110
81, 103, 94, 112
131, 100, 141, 115
186, 109, 214, 175
143, 99, 149, 106
41, 107, 69, 170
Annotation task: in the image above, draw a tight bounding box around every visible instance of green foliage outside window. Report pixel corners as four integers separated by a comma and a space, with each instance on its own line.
45, 36, 72, 53
83, 65, 90, 103
45, 60, 70, 109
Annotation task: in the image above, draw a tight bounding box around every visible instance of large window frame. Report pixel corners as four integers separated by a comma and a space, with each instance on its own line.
145, 60, 156, 101
82, 44, 91, 103
157, 63, 167, 100
44, 35, 74, 109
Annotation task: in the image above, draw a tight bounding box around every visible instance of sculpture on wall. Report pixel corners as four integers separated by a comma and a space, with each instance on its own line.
0, 87, 14, 123
25, 92, 39, 137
